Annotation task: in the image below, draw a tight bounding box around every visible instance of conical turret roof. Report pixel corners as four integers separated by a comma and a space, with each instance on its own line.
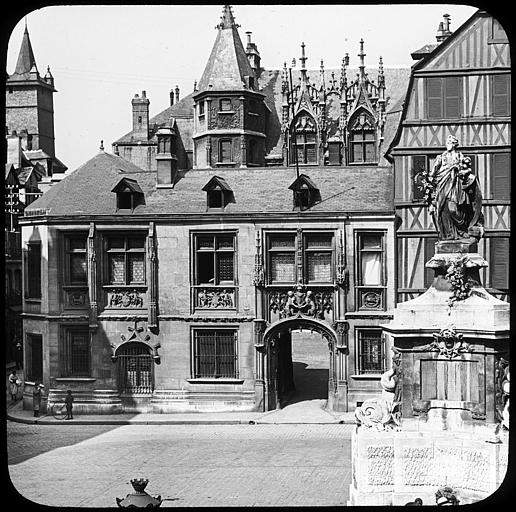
11, 24, 38, 78
196, 5, 256, 93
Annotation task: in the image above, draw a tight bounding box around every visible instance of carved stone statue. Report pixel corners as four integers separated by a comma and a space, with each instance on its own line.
428, 135, 484, 242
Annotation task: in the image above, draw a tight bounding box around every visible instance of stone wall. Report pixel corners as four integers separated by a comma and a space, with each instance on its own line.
349, 427, 508, 505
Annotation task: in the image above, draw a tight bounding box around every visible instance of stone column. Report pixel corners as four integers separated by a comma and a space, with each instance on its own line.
87, 222, 98, 329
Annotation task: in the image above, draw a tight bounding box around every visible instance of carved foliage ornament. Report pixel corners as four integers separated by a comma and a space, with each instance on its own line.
109, 289, 144, 308
355, 398, 401, 431
269, 284, 332, 320
110, 321, 161, 364
421, 327, 472, 359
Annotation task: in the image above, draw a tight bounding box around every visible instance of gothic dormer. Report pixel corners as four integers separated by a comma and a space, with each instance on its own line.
192, 5, 267, 169
288, 174, 320, 210
343, 40, 386, 164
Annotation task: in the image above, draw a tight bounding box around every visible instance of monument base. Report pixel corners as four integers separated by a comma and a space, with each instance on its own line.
348, 426, 508, 506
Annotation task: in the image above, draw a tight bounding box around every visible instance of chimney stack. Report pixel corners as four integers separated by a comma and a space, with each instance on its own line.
170, 89, 174, 106
175, 85, 180, 103
436, 14, 452, 42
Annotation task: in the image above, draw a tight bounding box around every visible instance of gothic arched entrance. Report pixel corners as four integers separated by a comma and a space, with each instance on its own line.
262, 316, 339, 411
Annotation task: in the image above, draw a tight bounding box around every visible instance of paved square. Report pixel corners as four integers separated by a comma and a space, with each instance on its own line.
8, 421, 353, 507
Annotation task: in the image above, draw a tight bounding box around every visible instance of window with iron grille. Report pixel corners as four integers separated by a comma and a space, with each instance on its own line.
65, 235, 88, 285
194, 233, 235, 285
117, 342, 153, 394
192, 329, 238, 378
425, 76, 461, 119
26, 243, 41, 298
305, 233, 333, 283
105, 235, 146, 285
26, 333, 43, 382
357, 328, 385, 374
60, 327, 91, 377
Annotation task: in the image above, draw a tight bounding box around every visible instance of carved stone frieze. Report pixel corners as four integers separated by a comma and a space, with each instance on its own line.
108, 289, 144, 308
196, 288, 235, 309
111, 320, 161, 364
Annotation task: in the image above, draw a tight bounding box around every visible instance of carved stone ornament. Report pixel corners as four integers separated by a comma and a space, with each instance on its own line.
109, 289, 144, 308
421, 327, 472, 359
197, 288, 234, 308
269, 284, 333, 320
111, 321, 161, 364
495, 356, 510, 429
355, 398, 401, 431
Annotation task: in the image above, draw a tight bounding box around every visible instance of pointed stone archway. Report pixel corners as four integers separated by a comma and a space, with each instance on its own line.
259, 315, 340, 412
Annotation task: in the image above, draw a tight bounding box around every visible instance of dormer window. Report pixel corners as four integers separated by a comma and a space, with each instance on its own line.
111, 178, 144, 212
202, 176, 233, 211
288, 174, 320, 211
348, 110, 377, 164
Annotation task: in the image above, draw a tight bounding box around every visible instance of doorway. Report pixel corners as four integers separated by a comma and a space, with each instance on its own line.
264, 318, 336, 411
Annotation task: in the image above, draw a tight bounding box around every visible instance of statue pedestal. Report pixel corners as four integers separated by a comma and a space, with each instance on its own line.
349, 249, 510, 505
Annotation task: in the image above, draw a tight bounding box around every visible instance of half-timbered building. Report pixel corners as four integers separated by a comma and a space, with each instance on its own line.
386, 10, 510, 303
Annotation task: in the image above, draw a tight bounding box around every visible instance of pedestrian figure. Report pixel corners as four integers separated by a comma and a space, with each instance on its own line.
32, 381, 44, 417
65, 389, 74, 420
9, 369, 21, 402
15, 341, 23, 370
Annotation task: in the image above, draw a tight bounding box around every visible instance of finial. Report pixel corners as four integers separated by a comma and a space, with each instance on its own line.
193, 80, 197, 92
217, 5, 240, 30
300, 42, 307, 69
100, 140, 104, 151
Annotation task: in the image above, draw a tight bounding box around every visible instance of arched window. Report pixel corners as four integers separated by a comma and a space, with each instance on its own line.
290, 114, 317, 165
117, 342, 154, 394
348, 110, 376, 164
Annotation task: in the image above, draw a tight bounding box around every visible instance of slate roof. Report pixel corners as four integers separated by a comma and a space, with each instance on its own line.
197, 8, 256, 93
9, 25, 37, 79
25, 151, 393, 217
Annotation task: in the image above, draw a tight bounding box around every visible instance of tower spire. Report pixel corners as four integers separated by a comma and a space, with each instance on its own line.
13, 21, 38, 76
217, 5, 240, 30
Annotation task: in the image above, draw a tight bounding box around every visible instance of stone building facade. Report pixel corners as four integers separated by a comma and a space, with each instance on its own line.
20, 5, 412, 414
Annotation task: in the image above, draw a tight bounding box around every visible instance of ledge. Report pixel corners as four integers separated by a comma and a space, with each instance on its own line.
55, 377, 97, 383
186, 378, 245, 384
350, 374, 382, 380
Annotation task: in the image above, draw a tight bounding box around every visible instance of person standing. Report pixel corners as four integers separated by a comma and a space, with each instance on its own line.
64, 389, 74, 420
9, 369, 21, 402
32, 381, 44, 417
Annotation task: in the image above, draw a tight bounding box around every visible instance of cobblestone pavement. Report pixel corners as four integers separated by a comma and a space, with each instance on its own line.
7, 421, 354, 508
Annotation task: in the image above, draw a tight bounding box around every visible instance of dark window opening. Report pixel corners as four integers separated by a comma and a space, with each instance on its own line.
65, 235, 88, 285
118, 343, 153, 394
411, 155, 428, 201
192, 329, 238, 378
61, 328, 90, 377
26, 333, 43, 382
194, 233, 235, 285
27, 243, 41, 298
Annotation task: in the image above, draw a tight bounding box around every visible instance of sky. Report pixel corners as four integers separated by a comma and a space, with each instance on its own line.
6, 4, 478, 172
